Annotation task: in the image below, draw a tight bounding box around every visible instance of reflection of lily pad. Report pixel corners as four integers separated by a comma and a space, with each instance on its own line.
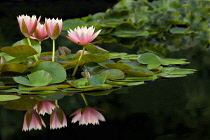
0, 95, 20, 101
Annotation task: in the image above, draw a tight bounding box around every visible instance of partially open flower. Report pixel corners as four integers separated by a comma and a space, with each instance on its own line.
70, 107, 105, 125
30, 23, 49, 41
34, 100, 56, 115
17, 14, 40, 37
50, 107, 67, 129
66, 26, 101, 45
22, 109, 46, 131
45, 18, 62, 40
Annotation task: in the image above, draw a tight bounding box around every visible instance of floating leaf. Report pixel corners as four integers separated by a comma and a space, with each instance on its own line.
1, 63, 28, 73
137, 53, 161, 69
106, 80, 144, 86
13, 70, 52, 86
82, 54, 109, 63
161, 58, 190, 65
101, 69, 125, 79
124, 68, 154, 76
85, 44, 109, 55
32, 61, 67, 84
106, 63, 133, 70
0, 95, 20, 101
111, 22, 150, 37
1, 45, 37, 58
89, 73, 107, 86
12, 38, 41, 55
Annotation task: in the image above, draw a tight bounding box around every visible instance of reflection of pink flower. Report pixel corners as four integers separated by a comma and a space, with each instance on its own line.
45, 18, 62, 40
66, 26, 101, 45
30, 23, 49, 41
34, 100, 56, 115
70, 107, 105, 125
17, 14, 40, 37
50, 107, 67, 129
22, 109, 46, 131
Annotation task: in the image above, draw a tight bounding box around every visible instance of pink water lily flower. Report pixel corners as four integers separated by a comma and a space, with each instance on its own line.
66, 26, 101, 45
22, 109, 46, 131
50, 107, 67, 129
30, 23, 49, 41
34, 100, 56, 115
70, 107, 105, 125
17, 14, 40, 37
45, 17, 63, 40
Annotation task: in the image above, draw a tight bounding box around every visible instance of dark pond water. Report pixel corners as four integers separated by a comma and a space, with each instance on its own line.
1, 1, 210, 140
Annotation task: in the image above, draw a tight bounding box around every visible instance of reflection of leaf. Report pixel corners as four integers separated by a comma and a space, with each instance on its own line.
0, 95, 20, 101
3, 95, 38, 110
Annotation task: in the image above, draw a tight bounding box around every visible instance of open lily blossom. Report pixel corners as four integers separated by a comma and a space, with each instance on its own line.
50, 107, 67, 129
22, 109, 46, 131
45, 18, 63, 40
67, 26, 101, 45
70, 107, 105, 125
30, 23, 49, 41
17, 14, 40, 37
34, 100, 56, 115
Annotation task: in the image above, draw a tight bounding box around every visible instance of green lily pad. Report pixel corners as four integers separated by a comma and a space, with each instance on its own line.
32, 61, 67, 84
111, 22, 150, 37
106, 80, 144, 86
106, 63, 133, 70
12, 38, 41, 55
137, 53, 161, 69
63, 19, 86, 30
89, 73, 107, 86
124, 68, 155, 77
82, 54, 109, 63
1, 45, 38, 58
0, 95, 20, 101
161, 58, 190, 65
1, 63, 28, 73
101, 69, 125, 79
85, 44, 109, 55
13, 70, 52, 86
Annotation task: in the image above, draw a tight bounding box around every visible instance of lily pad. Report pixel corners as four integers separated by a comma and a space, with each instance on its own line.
32, 61, 67, 84
101, 69, 125, 79
85, 44, 109, 55
137, 53, 161, 69
124, 68, 155, 77
1, 45, 38, 58
13, 70, 52, 86
82, 54, 109, 63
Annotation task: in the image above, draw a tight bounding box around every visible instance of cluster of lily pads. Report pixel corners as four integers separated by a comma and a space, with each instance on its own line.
62, 0, 210, 52
0, 37, 196, 97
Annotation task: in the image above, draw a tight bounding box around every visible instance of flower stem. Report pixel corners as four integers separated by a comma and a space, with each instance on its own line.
72, 46, 85, 77
27, 37, 38, 61
52, 39, 55, 62
55, 100, 59, 107
81, 93, 89, 106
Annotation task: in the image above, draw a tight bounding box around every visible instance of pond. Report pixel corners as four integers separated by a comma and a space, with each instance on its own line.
0, 0, 210, 140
